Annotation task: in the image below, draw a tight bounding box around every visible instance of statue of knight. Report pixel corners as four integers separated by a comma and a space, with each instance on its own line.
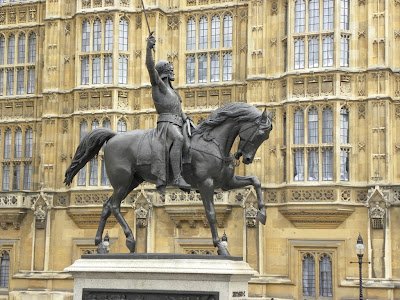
146, 34, 195, 191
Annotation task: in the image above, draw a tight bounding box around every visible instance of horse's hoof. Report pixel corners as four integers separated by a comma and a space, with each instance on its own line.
217, 243, 230, 256
257, 210, 267, 225
126, 239, 136, 253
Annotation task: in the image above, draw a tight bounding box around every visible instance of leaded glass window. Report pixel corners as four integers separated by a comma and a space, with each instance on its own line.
92, 56, 100, 84
23, 163, 31, 190
12, 164, 21, 190
104, 55, 112, 84
2, 165, 10, 191
27, 68, 35, 94
91, 119, 99, 130
89, 158, 98, 186
322, 107, 333, 143
0, 35, 4, 65
77, 165, 86, 186
340, 35, 350, 67
7, 35, 15, 64
6, 69, 13, 95
187, 18, 196, 51
340, 108, 349, 143
4, 129, 11, 159
211, 16, 220, 49
294, 109, 304, 144
93, 19, 102, 51
28, 33, 36, 63
102, 118, 111, 129
0, 252, 9, 288
18, 34, 26, 63
14, 129, 22, 158
117, 119, 127, 133
210, 54, 219, 82
308, 149, 318, 181
319, 255, 333, 297
294, 149, 304, 181
223, 14, 232, 47
294, 38, 305, 69
81, 56, 89, 85
322, 35, 333, 67
17, 68, 24, 95
323, 0, 334, 30
340, 150, 349, 181
302, 254, 316, 296
309, 0, 320, 31
308, 37, 319, 68
199, 17, 208, 49
322, 149, 333, 180
82, 21, 90, 52
186, 56, 195, 84
118, 55, 128, 84
340, 0, 350, 30
198, 54, 207, 83
222, 52, 232, 81
308, 108, 318, 144
25, 128, 33, 158
295, 0, 306, 33
119, 18, 128, 51
105, 19, 113, 51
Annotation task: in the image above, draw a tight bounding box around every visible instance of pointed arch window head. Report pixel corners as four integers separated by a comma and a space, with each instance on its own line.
7, 35, 15, 64
91, 119, 99, 130
119, 18, 128, 51
18, 34, 26, 63
28, 33, 36, 63
211, 16, 220, 49
117, 119, 127, 133
295, 0, 306, 33
302, 254, 316, 296
25, 128, 33, 158
105, 19, 114, 51
199, 17, 208, 49
186, 18, 196, 51
319, 255, 333, 297
223, 14, 232, 47
102, 118, 111, 129
0, 251, 10, 288
82, 21, 90, 52
0, 35, 5, 65
14, 129, 22, 158
93, 20, 102, 51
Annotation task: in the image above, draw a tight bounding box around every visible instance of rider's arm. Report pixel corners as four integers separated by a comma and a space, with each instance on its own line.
146, 35, 163, 88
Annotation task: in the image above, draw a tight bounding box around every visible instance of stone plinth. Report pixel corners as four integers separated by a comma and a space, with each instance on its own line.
65, 253, 256, 300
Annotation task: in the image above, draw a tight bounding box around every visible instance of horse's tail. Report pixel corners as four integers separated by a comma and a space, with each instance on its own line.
64, 128, 117, 186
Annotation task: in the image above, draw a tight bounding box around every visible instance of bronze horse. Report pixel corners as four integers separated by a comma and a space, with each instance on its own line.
64, 102, 273, 255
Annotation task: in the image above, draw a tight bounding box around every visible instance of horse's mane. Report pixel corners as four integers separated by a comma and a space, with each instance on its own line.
194, 102, 261, 137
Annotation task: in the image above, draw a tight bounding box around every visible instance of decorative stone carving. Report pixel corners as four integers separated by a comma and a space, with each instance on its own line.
358, 29, 366, 38
34, 205, 47, 229
396, 105, 400, 119
268, 82, 276, 102
167, 16, 180, 30
0, 10, 5, 25
358, 103, 366, 119
357, 190, 368, 202
290, 189, 334, 202
340, 75, 351, 95
271, 1, 278, 15
267, 191, 277, 203
74, 193, 111, 205
395, 144, 400, 153
135, 206, 148, 228
19, 8, 27, 23
245, 203, 258, 227
307, 77, 319, 97
321, 75, 334, 95
9, 8, 16, 24
281, 80, 287, 100
358, 142, 366, 151
357, 74, 366, 96
293, 78, 305, 98
341, 190, 351, 202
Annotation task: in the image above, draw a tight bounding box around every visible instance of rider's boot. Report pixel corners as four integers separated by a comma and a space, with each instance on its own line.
171, 145, 191, 190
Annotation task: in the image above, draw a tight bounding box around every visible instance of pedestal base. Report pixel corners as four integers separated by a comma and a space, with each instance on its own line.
65, 253, 256, 300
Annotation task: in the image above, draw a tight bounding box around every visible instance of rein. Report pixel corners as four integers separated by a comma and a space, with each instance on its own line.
234, 117, 264, 163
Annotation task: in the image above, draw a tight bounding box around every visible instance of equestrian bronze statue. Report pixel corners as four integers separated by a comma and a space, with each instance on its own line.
64, 37, 273, 256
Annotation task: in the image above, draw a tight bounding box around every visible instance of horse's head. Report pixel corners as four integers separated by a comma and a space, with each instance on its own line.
235, 109, 273, 164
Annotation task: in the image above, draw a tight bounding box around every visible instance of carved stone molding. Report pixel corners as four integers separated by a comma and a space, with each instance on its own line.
279, 205, 355, 229
0, 208, 27, 230
67, 207, 128, 229
290, 189, 334, 202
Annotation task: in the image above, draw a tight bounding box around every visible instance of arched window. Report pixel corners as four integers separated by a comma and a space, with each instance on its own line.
319, 255, 333, 297
211, 16, 220, 49
4, 129, 11, 159
223, 14, 232, 47
28, 33, 36, 63
82, 20, 90, 52
302, 254, 315, 297
294, 109, 304, 144
14, 128, 22, 158
0, 251, 10, 288
322, 107, 333, 143
102, 118, 111, 129
295, 0, 306, 33
210, 54, 219, 82
199, 17, 208, 49
91, 119, 99, 130
308, 108, 318, 144
18, 34, 26, 63
105, 19, 113, 51
7, 35, 15, 64
186, 56, 195, 84
340, 107, 349, 144
25, 128, 33, 158
186, 18, 196, 50
0, 35, 5, 65
222, 52, 232, 81
117, 119, 127, 133
93, 19, 102, 51
119, 18, 128, 51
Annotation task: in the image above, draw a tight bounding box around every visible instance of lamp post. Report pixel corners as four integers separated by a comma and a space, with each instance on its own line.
350, 234, 369, 300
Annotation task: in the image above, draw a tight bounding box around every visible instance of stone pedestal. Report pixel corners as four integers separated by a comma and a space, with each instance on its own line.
65, 253, 256, 300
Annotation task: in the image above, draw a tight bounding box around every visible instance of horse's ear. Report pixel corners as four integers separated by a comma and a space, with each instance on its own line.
261, 109, 268, 122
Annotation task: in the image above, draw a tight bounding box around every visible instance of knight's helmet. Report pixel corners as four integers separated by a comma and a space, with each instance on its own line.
155, 60, 173, 79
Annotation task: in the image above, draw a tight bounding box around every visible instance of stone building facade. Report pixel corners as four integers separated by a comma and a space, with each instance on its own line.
0, 0, 400, 299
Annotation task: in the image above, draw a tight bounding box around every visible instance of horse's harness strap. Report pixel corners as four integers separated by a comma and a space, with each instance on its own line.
157, 113, 183, 127
192, 146, 233, 165
237, 117, 262, 152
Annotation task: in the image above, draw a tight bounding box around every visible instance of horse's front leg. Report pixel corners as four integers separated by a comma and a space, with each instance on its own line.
222, 175, 266, 225
199, 178, 230, 256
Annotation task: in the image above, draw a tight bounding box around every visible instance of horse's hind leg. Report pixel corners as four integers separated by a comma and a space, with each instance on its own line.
95, 197, 112, 246
222, 175, 266, 225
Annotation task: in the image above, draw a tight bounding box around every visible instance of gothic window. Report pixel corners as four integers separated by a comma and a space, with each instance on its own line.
7, 35, 15, 64
92, 56, 100, 84
319, 255, 333, 297
323, 0, 334, 30
28, 33, 36, 63
294, 149, 304, 181
295, 0, 306, 33
294, 109, 304, 144
119, 18, 128, 51
322, 35, 333, 67
340, 35, 350, 67
6, 69, 14, 95
0, 251, 9, 288
198, 54, 207, 83
186, 56, 195, 84
118, 55, 128, 84
302, 254, 315, 296
23, 163, 31, 190
81, 56, 89, 85
18, 33, 25, 63
210, 54, 219, 82
102, 118, 111, 129
117, 119, 127, 133
322, 107, 333, 143
14, 128, 22, 158
308, 37, 319, 68
308, 108, 318, 144
104, 55, 112, 84
12, 164, 20, 190
27, 68, 35, 94
89, 158, 98, 186
82, 21, 90, 52
340, 108, 349, 143
186, 18, 196, 51
0, 35, 4, 65
2, 165, 10, 191
199, 17, 208, 49
17, 68, 24, 94
93, 19, 102, 51
211, 16, 220, 49
340, 0, 350, 30
4, 129, 11, 159
24, 128, 33, 158
222, 52, 232, 81
105, 19, 113, 51
223, 14, 232, 47
308, 149, 318, 181
294, 38, 305, 69
91, 119, 99, 130
309, 0, 320, 31
322, 148, 333, 180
